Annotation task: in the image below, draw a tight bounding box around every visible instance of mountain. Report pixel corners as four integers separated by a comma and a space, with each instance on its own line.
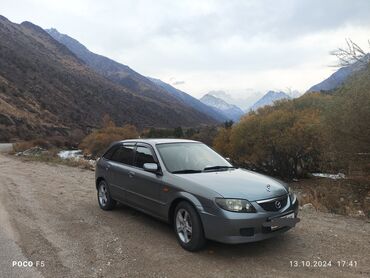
249, 91, 291, 111
200, 94, 244, 121
307, 55, 370, 93
0, 16, 216, 141
46, 28, 225, 123
148, 78, 228, 122
207, 90, 261, 112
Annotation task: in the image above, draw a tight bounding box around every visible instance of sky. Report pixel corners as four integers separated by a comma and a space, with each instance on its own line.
2, 0, 370, 99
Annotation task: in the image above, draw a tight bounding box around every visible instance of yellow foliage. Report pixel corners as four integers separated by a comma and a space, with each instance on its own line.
213, 127, 231, 156
214, 96, 325, 178
79, 124, 139, 157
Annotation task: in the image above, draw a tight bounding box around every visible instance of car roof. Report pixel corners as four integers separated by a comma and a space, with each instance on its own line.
118, 138, 200, 145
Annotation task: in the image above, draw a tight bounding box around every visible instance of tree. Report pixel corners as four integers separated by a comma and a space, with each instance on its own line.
185, 128, 196, 138
79, 124, 139, 157
223, 120, 234, 129
213, 127, 231, 157
323, 65, 370, 174
331, 38, 370, 68
214, 96, 326, 179
173, 126, 184, 138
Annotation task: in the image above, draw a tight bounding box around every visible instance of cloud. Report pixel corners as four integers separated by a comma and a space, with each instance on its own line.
1, 0, 370, 96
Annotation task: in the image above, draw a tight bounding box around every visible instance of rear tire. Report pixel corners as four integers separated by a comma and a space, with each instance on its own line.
97, 180, 116, 210
174, 201, 206, 251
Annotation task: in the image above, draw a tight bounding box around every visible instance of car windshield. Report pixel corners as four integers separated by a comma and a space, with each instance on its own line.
156, 142, 233, 173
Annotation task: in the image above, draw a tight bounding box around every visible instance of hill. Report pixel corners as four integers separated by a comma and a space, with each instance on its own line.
46, 28, 224, 122
0, 16, 216, 141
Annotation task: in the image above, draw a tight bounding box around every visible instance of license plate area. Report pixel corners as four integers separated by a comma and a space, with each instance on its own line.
271, 212, 294, 230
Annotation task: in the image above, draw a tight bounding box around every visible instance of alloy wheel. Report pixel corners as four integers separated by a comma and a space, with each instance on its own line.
98, 184, 108, 207
176, 208, 193, 243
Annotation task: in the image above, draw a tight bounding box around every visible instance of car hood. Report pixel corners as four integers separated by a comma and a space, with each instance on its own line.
177, 168, 288, 201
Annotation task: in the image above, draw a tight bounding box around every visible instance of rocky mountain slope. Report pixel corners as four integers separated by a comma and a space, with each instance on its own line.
200, 93, 244, 121
148, 78, 228, 122
46, 28, 225, 123
0, 16, 217, 141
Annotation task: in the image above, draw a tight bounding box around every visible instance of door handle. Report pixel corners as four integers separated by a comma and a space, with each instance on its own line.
128, 171, 135, 178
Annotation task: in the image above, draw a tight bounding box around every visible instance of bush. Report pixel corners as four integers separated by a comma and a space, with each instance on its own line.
79, 124, 139, 157
213, 94, 327, 179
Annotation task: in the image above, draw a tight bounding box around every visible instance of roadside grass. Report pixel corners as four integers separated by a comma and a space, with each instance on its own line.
15, 149, 95, 171
291, 177, 370, 219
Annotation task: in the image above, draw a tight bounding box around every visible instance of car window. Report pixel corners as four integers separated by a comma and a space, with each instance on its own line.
110, 145, 135, 165
103, 145, 119, 160
135, 146, 156, 168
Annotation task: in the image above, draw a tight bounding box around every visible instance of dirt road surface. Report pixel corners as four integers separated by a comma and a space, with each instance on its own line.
0, 143, 13, 153
0, 154, 369, 277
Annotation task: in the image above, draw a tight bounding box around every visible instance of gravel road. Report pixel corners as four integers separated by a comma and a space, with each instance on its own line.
0, 143, 13, 153
0, 154, 369, 278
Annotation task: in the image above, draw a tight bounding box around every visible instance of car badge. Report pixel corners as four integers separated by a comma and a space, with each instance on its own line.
266, 184, 271, 192
275, 200, 281, 209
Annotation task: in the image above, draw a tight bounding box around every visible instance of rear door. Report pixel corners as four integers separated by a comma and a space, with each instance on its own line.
125, 144, 165, 216
107, 143, 136, 202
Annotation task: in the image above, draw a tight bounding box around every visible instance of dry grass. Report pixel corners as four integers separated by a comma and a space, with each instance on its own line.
13, 139, 49, 152
291, 177, 370, 218
18, 151, 95, 171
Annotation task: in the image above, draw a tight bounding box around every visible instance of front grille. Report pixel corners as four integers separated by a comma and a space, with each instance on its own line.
257, 195, 288, 212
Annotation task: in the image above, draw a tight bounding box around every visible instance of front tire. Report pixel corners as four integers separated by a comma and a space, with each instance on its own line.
174, 201, 206, 251
97, 180, 116, 210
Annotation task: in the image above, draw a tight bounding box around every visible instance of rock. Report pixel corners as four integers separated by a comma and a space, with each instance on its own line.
355, 210, 365, 217
301, 203, 316, 212
16, 147, 48, 156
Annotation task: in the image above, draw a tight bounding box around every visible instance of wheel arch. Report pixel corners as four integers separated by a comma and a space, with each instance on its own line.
96, 176, 105, 190
168, 192, 205, 225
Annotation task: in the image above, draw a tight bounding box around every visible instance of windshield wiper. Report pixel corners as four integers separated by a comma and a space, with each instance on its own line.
172, 169, 202, 174
203, 166, 235, 171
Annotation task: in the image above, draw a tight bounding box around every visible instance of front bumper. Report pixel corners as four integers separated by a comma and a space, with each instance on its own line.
200, 195, 299, 244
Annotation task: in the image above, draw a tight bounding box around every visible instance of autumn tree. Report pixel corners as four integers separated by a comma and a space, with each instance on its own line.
79, 124, 139, 157
213, 127, 231, 157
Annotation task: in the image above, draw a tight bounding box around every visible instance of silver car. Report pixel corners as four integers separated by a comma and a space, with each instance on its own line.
95, 139, 299, 251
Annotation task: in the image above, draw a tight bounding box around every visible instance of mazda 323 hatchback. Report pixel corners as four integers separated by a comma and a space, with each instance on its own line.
95, 139, 299, 251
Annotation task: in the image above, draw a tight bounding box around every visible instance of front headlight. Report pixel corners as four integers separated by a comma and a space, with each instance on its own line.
215, 198, 256, 213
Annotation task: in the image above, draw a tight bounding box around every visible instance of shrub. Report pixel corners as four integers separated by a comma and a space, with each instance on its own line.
213, 94, 327, 179
79, 124, 139, 157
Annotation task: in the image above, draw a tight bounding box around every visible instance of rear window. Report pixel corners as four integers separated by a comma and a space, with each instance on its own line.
103, 145, 119, 160
110, 145, 135, 165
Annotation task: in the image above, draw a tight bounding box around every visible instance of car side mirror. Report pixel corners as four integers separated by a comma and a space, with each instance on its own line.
143, 163, 159, 173
225, 157, 231, 162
